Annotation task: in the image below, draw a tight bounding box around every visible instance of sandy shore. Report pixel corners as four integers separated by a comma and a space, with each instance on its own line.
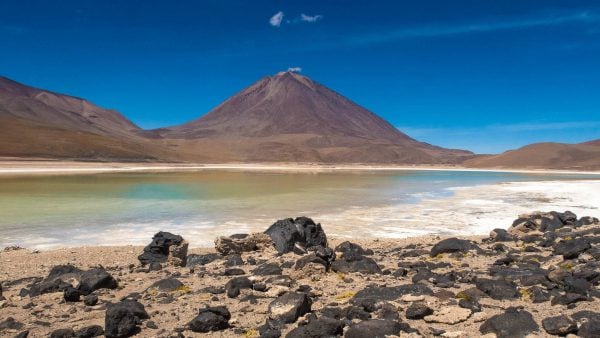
1, 160, 600, 176
1, 212, 599, 337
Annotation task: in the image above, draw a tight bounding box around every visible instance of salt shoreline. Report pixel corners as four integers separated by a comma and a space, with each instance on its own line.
0, 160, 600, 176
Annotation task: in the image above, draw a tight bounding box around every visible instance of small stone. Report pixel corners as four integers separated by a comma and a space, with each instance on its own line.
74, 325, 104, 338
49, 328, 75, 338
268, 292, 311, 323
406, 302, 433, 320
542, 315, 577, 335
64, 286, 81, 302
104, 300, 149, 338
479, 307, 539, 338
430, 238, 480, 256
188, 306, 231, 333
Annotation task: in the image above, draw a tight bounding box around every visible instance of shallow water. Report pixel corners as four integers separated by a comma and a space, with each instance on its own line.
0, 170, 598, 248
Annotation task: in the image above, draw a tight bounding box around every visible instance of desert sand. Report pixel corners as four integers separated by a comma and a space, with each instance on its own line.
1, 211, 599, 337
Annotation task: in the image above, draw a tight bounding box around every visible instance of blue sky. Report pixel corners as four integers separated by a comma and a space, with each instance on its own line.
1, 0, 599, 154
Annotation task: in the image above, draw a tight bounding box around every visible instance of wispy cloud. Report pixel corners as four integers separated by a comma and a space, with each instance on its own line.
346, 11, 600, 45
287, 67, 302, 73
270, 11, 323, 27
269, 11, 284, 27
300, 14, 323, 23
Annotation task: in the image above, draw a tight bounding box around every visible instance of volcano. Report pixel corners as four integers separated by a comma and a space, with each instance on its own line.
158, 71, 473, 164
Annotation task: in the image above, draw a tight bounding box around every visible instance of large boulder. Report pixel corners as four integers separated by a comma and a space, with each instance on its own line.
479, 307, 539, 338
138, 231, 188, 267
78, 268, 119, 295
104, 300, 149, 338
188, 306, 231, 333
265, 217, 327, 254
268, 292, 312, 323
27, 265, 117, 297
541, 315, 577, 335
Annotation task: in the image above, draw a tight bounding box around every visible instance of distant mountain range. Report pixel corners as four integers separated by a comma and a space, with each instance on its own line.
465, 141, 600, 170
1, 73, 598, 169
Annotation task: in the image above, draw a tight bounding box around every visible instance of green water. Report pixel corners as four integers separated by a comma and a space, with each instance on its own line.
0, 170, 597, 248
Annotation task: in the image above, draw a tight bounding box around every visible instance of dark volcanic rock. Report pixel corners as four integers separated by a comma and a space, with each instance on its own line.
268, 292, 312, 323
252, 263, 282, 276
346, 320, 411, 338
0, 317, 23, 330
475, 278, 519, 300
223, 268, 245, 276
541, 315, 577, 335
264, 217, 327, 254
579, 320, 600, 338
104, 300, 149, 338
295, 253, 329, 270
78, 268, 119, 295
479, 307, 539, 338
286, 316, 344, 338
258, 319, 283, 338
50, 329, 75, 338
28, 265, 82, 296
28, 265, 117, 297
188, 306, 231, 333
84, 294, 99, 306
138, 231, 188, 266
526, 286, 551, 303
75, 325, 104, 338
343, 305, 371, 320
331, 255, 381, 274
225, 276, 253, 298
577, 216, 600, 227
553, 238, 591, 259
335, 241, 373, 259
64, 286, 81, 302
564, 276, 591, 295
351, 284, 433, 312
430, 238, 480, 257
509, 211, 567, 234
406, 302, 433, 319
551, 292, 587, 305
489, 228, 514, 242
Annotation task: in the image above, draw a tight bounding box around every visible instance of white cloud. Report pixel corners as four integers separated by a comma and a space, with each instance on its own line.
269, 11, 284, 27
287, 67, 302, 73
300, 14, 323, 23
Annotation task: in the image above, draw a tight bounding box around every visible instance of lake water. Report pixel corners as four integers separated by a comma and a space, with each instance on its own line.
0, 169, 599, 249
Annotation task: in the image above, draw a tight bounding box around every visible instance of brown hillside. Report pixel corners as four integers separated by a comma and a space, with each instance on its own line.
464, 142, 600, 170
